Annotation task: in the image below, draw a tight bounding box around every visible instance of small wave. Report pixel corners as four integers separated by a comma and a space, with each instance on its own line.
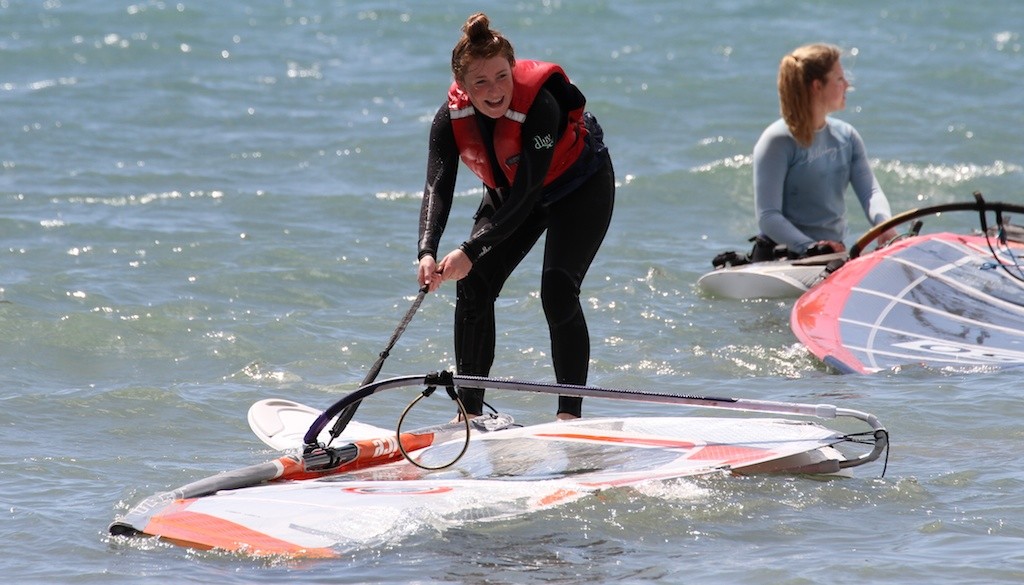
692, 154, 751, 174
875, 159, 1023, 185
693, 156, 1023, 186
65, 190, 223, 206
375, 186, 484, 201
231, 360, 303, 384
0, 77, 78, 93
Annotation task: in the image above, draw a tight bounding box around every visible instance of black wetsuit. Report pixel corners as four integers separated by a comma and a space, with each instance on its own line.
417, 84, 615, 417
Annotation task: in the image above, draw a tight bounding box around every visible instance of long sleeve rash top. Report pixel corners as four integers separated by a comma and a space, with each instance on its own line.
752, 117, 892, 254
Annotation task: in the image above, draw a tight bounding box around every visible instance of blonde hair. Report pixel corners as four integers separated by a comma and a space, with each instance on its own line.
777, 43, 841, 147
451, 12, 515, 83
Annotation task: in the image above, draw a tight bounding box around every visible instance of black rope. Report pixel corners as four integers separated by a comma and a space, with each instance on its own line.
396, 379, 471, 470
839, 430, 877, 445
839, 429, 890, 478
975, 193, 1024, 283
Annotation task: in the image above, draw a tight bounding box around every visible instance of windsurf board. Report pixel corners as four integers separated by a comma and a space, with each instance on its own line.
698, 253, 845, 300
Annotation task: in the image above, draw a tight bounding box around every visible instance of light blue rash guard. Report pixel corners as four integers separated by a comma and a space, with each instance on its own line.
753, 117, 892, 254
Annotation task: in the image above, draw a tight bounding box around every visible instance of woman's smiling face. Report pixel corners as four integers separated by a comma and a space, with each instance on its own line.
459, 55, 514, 118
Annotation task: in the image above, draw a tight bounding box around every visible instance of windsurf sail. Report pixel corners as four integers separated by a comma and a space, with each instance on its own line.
792, 195, 1024, 373
111, 372, 888, 558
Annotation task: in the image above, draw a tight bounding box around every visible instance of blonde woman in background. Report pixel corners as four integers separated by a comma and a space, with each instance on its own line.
751, 43, 897, 261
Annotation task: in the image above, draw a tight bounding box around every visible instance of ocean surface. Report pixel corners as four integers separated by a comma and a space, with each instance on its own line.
3, 1, 1024, 583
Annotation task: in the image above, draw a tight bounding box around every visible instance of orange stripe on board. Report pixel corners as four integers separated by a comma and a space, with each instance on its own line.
688, 444, 773, 464
279, 432, 437, 481
144, 499, 337, 558
533, 432, 696, 449
535, 488, 580, 507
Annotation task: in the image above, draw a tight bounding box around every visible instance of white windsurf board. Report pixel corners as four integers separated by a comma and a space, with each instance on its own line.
698, 253, 844, 300
247, 398, 390, 450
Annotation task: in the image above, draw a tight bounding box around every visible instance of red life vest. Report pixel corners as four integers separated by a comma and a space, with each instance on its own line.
448, 60, 588, 188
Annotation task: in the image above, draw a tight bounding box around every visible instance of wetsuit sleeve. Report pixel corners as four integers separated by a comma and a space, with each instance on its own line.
753, 124, 816, 254
417, 103, 460, 260
848, 127, 892, 226
458, 88, 560, 262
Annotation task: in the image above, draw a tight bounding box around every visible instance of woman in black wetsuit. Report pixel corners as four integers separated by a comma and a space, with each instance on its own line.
416, 12, 615, 420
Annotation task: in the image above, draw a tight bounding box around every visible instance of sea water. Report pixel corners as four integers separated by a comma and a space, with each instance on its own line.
2, 1, 1023, 583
